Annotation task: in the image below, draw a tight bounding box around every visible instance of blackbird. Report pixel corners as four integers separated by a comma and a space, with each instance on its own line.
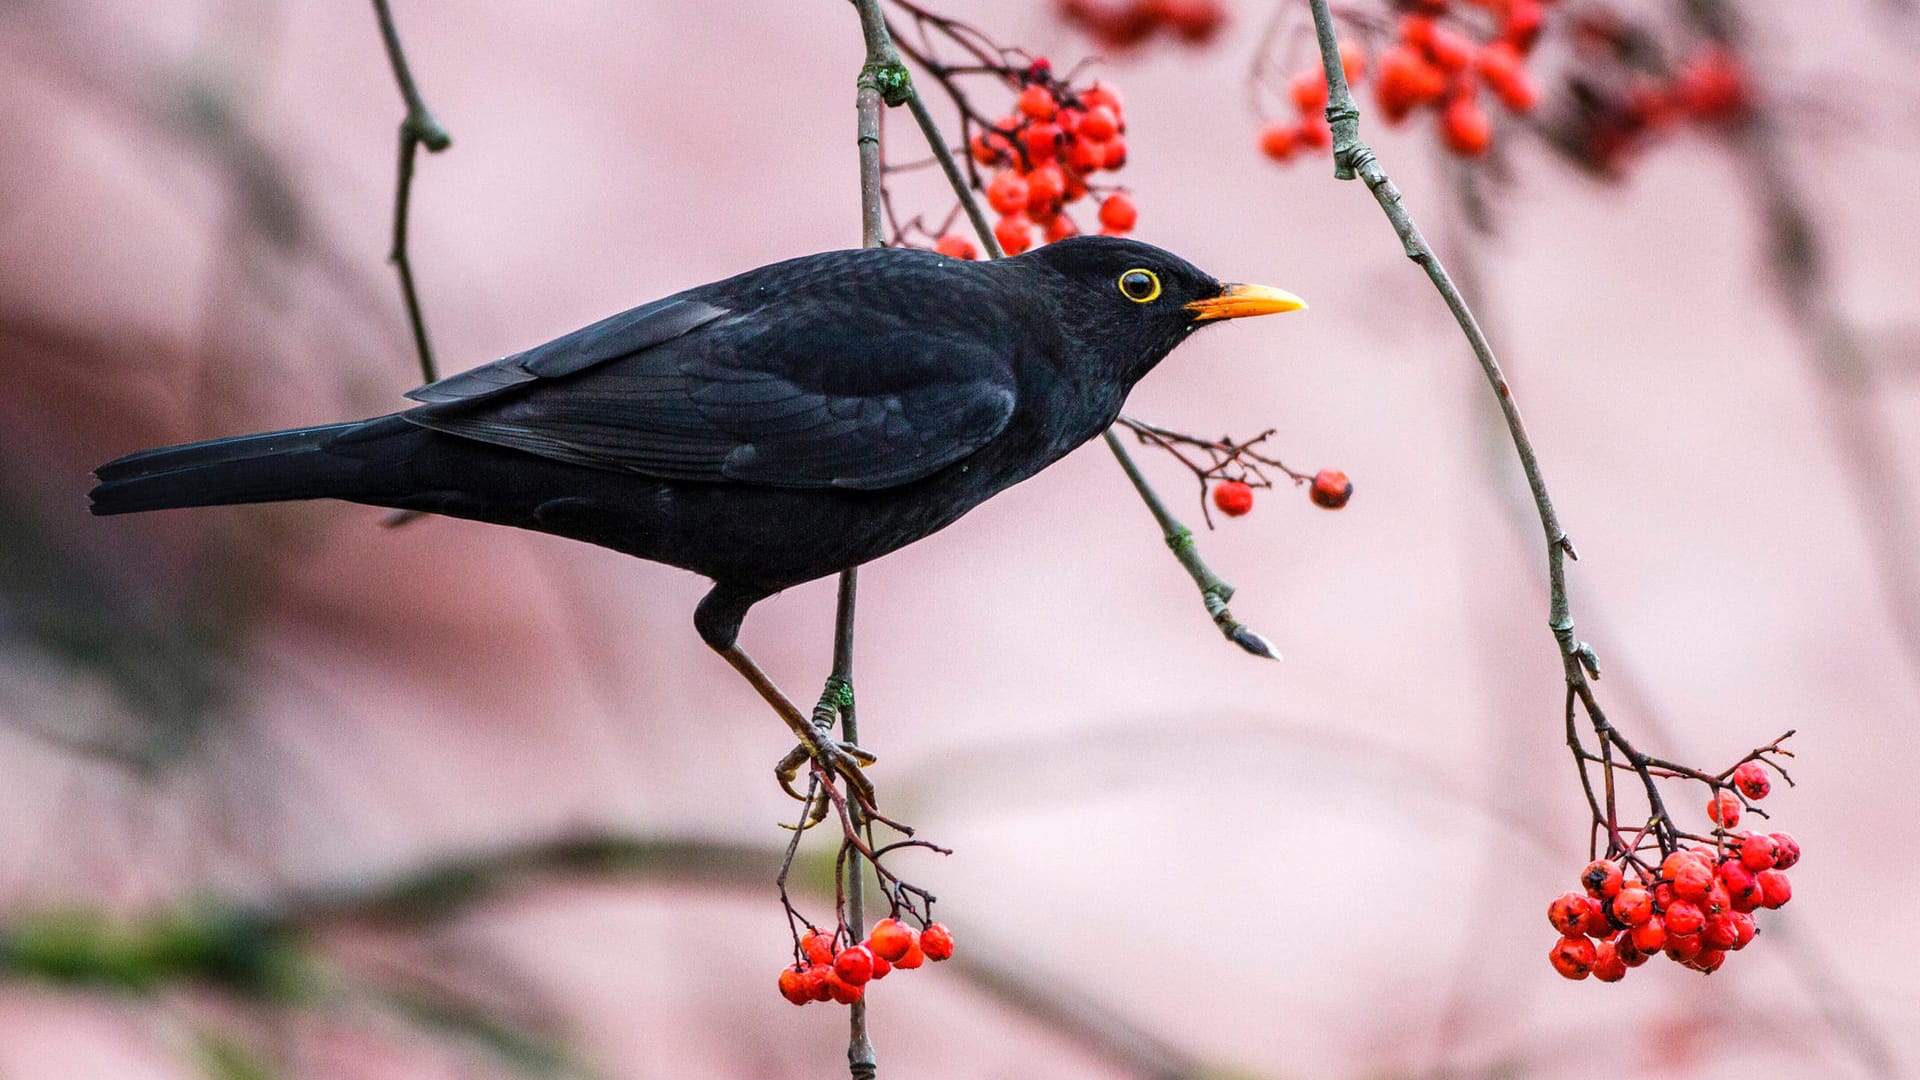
90, 235, 1303, 804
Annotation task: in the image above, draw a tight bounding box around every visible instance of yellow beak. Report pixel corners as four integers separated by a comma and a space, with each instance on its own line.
1185, 282, 1309, 321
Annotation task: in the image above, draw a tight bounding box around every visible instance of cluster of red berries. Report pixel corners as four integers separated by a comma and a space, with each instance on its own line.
777, 918, 955, 1007
1559, 31, 1753, 174
1055, 0, 1227, 49
1262, 0, 1544, 164
945, 62, 1136, 259
1548, 765, 1797, 981
1211, 468, 1351, 517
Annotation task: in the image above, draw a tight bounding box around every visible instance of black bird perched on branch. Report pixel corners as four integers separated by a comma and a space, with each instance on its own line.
90, 235, 1302, 805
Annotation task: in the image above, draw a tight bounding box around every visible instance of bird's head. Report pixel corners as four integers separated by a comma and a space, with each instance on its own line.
1013, 235, 1306, 384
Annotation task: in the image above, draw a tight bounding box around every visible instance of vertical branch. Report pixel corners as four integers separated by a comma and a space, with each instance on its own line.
844, 7, 900, 1076
371, 0, 453, 384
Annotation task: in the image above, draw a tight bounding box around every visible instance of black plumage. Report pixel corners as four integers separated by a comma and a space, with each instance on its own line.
90, 235, 1302, 799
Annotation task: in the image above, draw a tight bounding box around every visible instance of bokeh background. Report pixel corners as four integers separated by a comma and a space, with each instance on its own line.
3, 1, 1918, 1077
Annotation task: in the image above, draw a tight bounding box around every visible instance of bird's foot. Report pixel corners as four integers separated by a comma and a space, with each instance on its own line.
776, 700, 879, 824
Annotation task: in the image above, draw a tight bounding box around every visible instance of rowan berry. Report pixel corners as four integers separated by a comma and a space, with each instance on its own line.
1310, 469, 1352, 509
1504, 0, 1543, 52
1291, 70, 1329, 113
1294, 120, 1331, 151
1166, 0, 1227, 43
1376, 46, 1447, 115
894, 934, 926, 969
1611, 887, 1653, 928
1440, 94, 1492, 157
1581, 859, 1623, 899
1663, 932, 1702, 963
1739, 832, 1777, 871
1101, 137, 1128, 169
1548, 891, 1592, 936
987, 171, 1030, 216
1592, 939, 1627, 982
1098, 193, 1137, 232
868, 918, 914, 963
805, 965, 833, 1002
1339, 41, 1366, 83
1082, 81, 1125, 117
826, 969, 865, 1004
801, 928, 835, 967
1691, 947, 1727, 974
1477, 41, 1539, 112
1260, 122, 1297, 162
1026, 163, 1067, 214
921, 922, 955, 961
1756, 869, 1792, 909
1616, 935, 1652, 968
1676, 47, 1749, 123
971, 130, 1010, 166
1769, 833, 1801, 870
868, 950, 892, 980
995, 213, 1034, 255
834, 943, 876, 986
1718, 860, 1761, 908
1427, 26, 1476, 74
1042, 213, 1079, 242
779, 964, 813, 1006
1079, 104, 1120, 142
1213, 480, 1255, 517
1629, 915, 1666, 954
934, 234, 979, 260
1019, 83, 1059, 121
1664, 899, 1704, 935
1703, 878, 1731, 918
1732, 761, 1770, 800
1549, 935, 1597, 979
1727, 911, 1757, 950
1023, 122, 1062, 163
1700, 915, 1738, 951
1670, 859, 1713, 903
1707, 790, 1742, 828
1067, 137, 1104, 174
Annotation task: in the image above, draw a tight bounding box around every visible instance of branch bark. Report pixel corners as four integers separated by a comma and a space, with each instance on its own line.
371, 0, 452, 384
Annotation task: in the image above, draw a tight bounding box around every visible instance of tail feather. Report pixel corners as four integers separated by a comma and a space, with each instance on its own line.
90, 419, 390, 516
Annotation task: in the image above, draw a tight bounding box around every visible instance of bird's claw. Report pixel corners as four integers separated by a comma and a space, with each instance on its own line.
776, 725, 879, 814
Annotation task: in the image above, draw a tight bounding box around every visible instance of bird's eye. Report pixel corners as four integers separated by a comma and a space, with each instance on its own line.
1117, 268, 1161, 304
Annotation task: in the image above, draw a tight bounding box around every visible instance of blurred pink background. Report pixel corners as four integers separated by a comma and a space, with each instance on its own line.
3, 0, 1918, 1077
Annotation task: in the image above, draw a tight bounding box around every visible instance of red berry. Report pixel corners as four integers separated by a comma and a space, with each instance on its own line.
801, 928, 835, 967
1376, 45, 1447, 116
868, 950, 892, 980
1440, 94, 1492, 157
805, 965, 833, 1002
920, 922, 955, 962
1042, 213, 1079, 243
1023, 122, 1062, 163
934, 233, 979, 260
1700, 915, 1738, 951
1707, 790, 1742, 828
1290, 70, 1329, 114
1727, 911, 1757, 950
1166, 0, 1227, 43
1026, 163, 1067, 215
1101, 136, 1128, 169
971, 130, 1010, 166
1629, 915, 1666, 954
1616, 934, 1652, 968
1259, 121, 1298, 162
987, 171, 1030, 216
1294, 119, 1332, 151
868, 918, 914, 963
779, 964, 813, 1006
1309, 469, 1352, 509
1213, 480, 1255, 518
1769, 833, 1801, 870
1340, 42, 1367, 83
1549, 935, 1596, 979
825, 969, 865, 1005
834, 944, 875, 986
995, 213, 1033, 255
1097, 193, 1137, 232
1081, 81, 1125, 117
1400, 15, 1436, 50
1019, 83, 1058, 121
1611, 887, 1653, 928
1690, 947, 1727, 974
1426, 26, 1476, 74
893, 934, 926, 970
1756, 869, 1792, 909
1703, 878, 1731, 919
1670, 859, 1713, 903
1676, 47, 1749, 124
1718, 859, 1761, 908
1504, 0, 1543, 52
1079, 105, 1120, 143
1581, 859, 1624, 899
1477, 41, 1538, 113
1663, 932, 1703, 963
1732, 761, 1771, 801
1739, 832, 1778, 871
1664, 899, 1705, 935
1592, 939, 1627, 982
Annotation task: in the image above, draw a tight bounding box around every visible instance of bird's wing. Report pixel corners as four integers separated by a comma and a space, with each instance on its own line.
402, 297, 1018, 491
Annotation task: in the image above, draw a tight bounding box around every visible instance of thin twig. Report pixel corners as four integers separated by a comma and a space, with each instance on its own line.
371, 0, 452, 384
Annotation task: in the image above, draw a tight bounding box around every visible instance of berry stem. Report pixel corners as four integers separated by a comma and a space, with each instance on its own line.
370, 0, 453, 386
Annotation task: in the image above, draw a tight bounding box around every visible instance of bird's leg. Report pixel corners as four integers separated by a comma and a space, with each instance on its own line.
715, 645, 879, 812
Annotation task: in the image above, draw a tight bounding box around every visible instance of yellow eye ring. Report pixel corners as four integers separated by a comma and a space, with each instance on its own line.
1117, 268, 1161, 304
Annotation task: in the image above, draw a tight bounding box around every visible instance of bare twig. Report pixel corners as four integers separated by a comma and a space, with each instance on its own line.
371, 0, 452, 384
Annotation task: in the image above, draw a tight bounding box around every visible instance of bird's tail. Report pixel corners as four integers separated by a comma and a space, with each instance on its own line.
89, 418, 397, 516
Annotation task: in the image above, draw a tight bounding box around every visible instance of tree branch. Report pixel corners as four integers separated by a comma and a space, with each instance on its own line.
371, 0, 452, 384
